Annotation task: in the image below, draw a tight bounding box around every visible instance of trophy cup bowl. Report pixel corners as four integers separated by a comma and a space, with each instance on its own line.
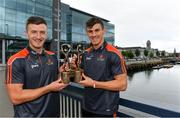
61, 71, 70, 84
74, 70, 81, 83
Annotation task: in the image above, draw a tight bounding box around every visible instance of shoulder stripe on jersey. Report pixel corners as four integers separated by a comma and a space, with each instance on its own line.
7, 48, 29, 65
45, 50, 55, 55
6, 48, 29, 84
7, 65, 12, 84
106, 44, 127, 73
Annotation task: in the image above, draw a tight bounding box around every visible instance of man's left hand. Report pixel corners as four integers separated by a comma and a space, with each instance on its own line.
79, 73, 94, 87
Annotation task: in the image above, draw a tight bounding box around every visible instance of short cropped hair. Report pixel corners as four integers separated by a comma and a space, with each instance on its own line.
86, 17, 104, 29
26, 16, 47, 30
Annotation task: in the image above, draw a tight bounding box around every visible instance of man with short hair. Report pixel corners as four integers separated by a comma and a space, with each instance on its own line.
71, 17, 127, 117
6, 16, 67, 117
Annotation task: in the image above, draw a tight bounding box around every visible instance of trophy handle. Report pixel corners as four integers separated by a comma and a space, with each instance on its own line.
61, 44, 71, 64
76, 44, 84, 69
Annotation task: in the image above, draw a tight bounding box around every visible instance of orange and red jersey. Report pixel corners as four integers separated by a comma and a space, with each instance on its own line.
6, 46, 60, 117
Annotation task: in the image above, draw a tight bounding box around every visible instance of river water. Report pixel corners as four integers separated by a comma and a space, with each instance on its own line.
121, 64, 180, 113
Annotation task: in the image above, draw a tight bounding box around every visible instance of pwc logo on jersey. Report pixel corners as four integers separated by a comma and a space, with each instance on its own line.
97, 54, 105, 61
31, 64, 39, 69
86, 54, 94, 61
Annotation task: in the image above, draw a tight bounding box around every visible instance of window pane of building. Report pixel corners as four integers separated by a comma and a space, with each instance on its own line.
36, 0, 52, 7
5, 0, 16, 9
5, 8, 16, 22
16, 23, 25, 38
0, 0, 5, 7
5, 21, 16, 36
0, 20, 5, 34
35, 4, 44, 16
17, 0, 27, 13
0, 7, 5, 20
72, 33, 84, 42
27, 0, 35, 14
47, 28, 52, 39
16, 12, 27, 23
46, 17, 52, 29
61, 32, 67, 41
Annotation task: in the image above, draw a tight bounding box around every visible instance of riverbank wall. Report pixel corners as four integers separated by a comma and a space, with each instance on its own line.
126, 59, 168, 71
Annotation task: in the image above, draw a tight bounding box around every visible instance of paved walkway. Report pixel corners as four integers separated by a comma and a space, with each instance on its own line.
0, 68, 13, 117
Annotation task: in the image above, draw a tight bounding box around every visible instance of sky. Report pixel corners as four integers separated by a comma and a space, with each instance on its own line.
61, 0, 180, 53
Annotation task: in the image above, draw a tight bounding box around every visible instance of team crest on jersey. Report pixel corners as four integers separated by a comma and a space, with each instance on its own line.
46, 59, 54, 65
97, 54, 105, 61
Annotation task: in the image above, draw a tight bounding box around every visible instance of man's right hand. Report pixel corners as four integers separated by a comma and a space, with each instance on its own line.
47, 78, 68, 92
6, 79, 68, 105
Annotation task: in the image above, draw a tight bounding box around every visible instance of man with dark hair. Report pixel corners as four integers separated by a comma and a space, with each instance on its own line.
6, 16, 68, 117
71, 17, 127, 117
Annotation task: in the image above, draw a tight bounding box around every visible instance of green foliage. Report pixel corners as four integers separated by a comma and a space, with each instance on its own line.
144, 49, 149, 57
121, 51, 126, 57
149, 52, 154, 58
121, 50, 134, 59
156, 51, 160, 57
135, 49, 140, 57
161, 51, 165, 57
127, 50, 134, 59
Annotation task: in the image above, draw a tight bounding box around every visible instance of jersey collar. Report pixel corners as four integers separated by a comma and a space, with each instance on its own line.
91, 41, 107, 52
27, 45, 45, 56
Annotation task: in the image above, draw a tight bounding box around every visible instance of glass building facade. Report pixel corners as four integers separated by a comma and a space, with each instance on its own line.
0, 0, 114, 64
0, 0, 53, 64
0, 0, 53, 39
60, 4, 115, 45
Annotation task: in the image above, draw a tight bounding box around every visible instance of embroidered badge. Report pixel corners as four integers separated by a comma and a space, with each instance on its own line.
97, 54, 105, 61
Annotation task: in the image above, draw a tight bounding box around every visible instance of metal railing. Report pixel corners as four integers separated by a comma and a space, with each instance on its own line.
119, 98, 180, 117
60, 94, 81, 117
59, 84, 83, 117
60, 84, 180, 117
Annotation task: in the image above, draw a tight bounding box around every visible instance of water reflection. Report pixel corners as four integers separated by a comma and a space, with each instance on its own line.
127, 72, 134, 81
144, 69, 153, 80
128, 69, 153, 81
123, 65, 180, 113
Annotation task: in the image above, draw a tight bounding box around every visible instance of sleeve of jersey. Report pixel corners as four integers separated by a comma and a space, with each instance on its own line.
6, 59, 25, 84
111, 53, 126, 75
